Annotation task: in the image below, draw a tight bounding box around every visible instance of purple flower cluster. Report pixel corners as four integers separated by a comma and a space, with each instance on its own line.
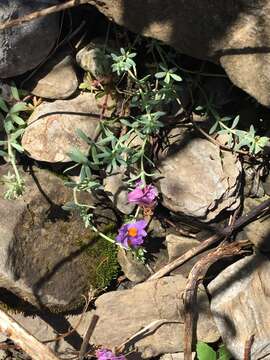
128, 181, 158, 207
96, 349, 126, 360
116, 219, 147, 248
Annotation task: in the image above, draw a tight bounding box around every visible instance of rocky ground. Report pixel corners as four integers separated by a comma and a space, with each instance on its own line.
0, 1, 270, 360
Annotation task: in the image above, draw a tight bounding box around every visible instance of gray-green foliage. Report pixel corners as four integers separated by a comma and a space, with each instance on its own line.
65, 44, 182, 248
196, 342, 231, 360
208, 113, 269, 154
68, 46, 183, 198
197, 92, 270, 155
111, 48, 136, 76
0, 84, 28, 199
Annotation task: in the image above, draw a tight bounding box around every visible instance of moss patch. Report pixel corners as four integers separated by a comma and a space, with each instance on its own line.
79, 225, 120, 290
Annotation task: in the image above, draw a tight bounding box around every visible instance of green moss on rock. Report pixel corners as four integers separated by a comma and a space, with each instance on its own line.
79, 226, 120, 291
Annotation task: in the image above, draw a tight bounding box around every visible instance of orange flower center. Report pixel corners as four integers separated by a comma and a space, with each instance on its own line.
128, 227, 138, 237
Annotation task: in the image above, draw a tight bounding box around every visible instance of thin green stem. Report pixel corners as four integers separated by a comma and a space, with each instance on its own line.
91, 225, 116, 244
140, 138, 148, 185
73, 188, 95, 209
7, 135, 22, 189
134, 206, 140, 219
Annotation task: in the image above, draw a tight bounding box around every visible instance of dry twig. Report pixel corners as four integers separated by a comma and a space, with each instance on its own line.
79, 315, 99, 360
183, 241, 251, 360
148, 197, 270, 281
243, 334, 255, 360
0, 0, 89, 30
0, 309, 60, 360
115, 319, 182, 354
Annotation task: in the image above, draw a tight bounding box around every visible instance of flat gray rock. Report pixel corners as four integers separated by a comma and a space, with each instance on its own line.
158, 137, 242, 221
26, 53, 78, 100
90, 275, 219, 358
208, 253, 270, 359
21, 93, 112, 163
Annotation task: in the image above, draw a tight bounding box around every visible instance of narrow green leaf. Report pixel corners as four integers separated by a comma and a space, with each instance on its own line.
11, 114, 25, 126
11, 142, 24, 153
120, 119, 132, 127
91, 145, 98, 164
10, 128, 25, 139
218, 344, 231, 360
249, 125, 255, 137
67, 148, 89, 165
62, 202, 78, 211
0, 150, 8, 157
76, 128, 90, 144
97, 135, 115, 146
231, 115, 240, 129
209, 121, 218, 134
10, 83, 20, 101
0, 98, 8, 112
196, 342, 217, 360
155, 72, 166, 79
4, 120, 14, 133
9, 102, 28, 114
84, 165, 92, 178
170, 73, 182, 81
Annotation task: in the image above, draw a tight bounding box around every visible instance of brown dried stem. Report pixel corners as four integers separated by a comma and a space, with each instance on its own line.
183, 241, 251, 360
243, 334, 255, 360
0, 309, 60, 360
148, 198, 270, 281
0, 0, 89, 30
79, 315, 99, 360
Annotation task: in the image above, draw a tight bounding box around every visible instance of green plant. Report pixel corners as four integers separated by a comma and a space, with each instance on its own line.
0, 84, 29, 199
64, 44, 182, 259
196, 342, 231, 360
208, 112, 269, 155
111, 48, 137, 76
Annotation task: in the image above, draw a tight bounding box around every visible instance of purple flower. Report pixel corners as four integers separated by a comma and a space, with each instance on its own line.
96, 349, 126, 360
128, 181, 158, 207
116, 219, 147, 248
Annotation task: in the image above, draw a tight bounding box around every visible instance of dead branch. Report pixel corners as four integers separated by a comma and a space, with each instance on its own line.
243, 334, 255, 360
115, 319, 183, 354
0, 309, 60, 360
148, 198, 270, 281
183, 241, 251, 360
79, 315, 99, 360
0, 0, 89, 30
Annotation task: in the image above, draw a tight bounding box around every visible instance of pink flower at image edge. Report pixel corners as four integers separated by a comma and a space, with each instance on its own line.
116, 219, 147, 248
96, 349, 126, 360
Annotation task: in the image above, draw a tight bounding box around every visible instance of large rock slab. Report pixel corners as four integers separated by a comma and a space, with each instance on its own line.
88, 0, 270, 107
208, 253, 270, 360
0, 1, 59, 78
0, 165, 118, 311
22, 93, 113, 163
90, 275, 219, 358
158, 137, 242, 221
